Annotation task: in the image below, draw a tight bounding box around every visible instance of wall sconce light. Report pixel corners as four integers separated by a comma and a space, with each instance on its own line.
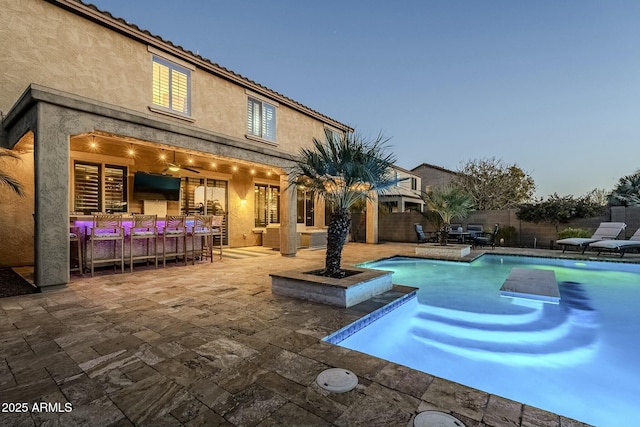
240, 198, 247, 205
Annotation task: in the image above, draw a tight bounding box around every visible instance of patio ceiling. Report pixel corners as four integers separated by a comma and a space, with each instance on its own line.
70, 132, 283, 180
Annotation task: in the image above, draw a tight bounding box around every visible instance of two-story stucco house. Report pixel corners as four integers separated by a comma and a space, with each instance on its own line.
0, 0, 363, 288
410, 162, 458, 193
378, 166, 424, 213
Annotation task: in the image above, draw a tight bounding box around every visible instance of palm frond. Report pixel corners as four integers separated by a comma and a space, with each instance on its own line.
289, 131, 400, 211
0, 149, 24, 196
422, 186, 474, 224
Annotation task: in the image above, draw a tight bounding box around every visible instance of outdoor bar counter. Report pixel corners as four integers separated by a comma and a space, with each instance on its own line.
69, 215, 210, 270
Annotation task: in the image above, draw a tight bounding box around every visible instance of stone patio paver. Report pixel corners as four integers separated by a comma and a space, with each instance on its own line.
0, 243, 619, 426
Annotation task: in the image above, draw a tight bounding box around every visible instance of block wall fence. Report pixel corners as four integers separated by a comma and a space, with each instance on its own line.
352, 206, 640, 249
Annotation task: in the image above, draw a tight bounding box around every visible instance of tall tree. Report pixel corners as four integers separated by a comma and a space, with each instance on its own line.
453, 157, 535, 210
609, 170, 640, 206
289, 131, 400, 277
584, 188, 610, 206
0, 148, 24, 196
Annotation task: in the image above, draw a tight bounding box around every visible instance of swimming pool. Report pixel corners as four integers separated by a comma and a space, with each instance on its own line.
326, 255, 640, 426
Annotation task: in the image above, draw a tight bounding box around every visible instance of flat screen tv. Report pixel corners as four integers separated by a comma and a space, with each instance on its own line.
132, 172, 181, 201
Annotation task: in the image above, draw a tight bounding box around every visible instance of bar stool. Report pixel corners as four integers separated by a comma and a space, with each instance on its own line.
211, 215, 224, 260
69, 226, 83, 275
190, 215, 213, 264
129, 214, 158, 272
88, 214, 124, 277
162, 215, 187, 267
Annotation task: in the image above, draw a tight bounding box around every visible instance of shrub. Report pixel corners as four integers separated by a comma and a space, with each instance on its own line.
557, 227, 592, 239
517, 193, 605, 232
496, 226, 518, 246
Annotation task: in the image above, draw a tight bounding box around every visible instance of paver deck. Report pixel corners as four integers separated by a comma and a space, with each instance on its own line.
1, 243, 625, 426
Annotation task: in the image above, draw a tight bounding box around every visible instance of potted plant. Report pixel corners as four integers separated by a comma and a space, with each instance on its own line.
421, 186, 474, 245
289, 131, 401, 277
270, 131, 402, 307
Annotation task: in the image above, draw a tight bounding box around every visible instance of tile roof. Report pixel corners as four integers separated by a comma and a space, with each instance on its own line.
56, 0, 351, 131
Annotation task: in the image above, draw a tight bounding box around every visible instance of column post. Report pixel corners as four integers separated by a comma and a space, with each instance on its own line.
365, 192, 378, 244
279, 173, 298, 256
34, 103, 70, 287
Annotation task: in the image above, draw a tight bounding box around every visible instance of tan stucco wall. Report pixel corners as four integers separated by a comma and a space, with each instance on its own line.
0, 149, 34, 267
1, 0, 332, 152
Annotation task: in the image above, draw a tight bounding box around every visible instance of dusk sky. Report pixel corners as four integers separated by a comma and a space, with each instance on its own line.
90, 0, 640, 197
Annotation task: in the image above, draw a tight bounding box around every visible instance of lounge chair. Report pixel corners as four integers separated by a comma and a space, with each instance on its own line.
587, 228, 640, 257
473, 223, 499, 248
556, 222, 626, 254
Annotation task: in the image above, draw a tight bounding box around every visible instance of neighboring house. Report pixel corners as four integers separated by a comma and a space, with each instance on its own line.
0, 0, 358, 287
379, 166, 424, 212
411, 162, 458, 193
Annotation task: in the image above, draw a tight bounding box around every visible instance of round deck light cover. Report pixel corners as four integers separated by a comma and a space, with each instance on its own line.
316, 368, 358, 393
413, 411, 466, 427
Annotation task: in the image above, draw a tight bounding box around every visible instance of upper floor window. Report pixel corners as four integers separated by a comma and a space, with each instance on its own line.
324, 128, 342, 143
410, 177, 418, 191
247, 97, 276, 142
152, 56, 191, 116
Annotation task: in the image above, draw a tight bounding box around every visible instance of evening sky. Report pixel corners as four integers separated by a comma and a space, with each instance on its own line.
89, 0, 640, 197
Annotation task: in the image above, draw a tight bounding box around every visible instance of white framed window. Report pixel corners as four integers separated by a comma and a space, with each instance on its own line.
255, 184, 280, 227
411, 177, 418, 191
152, 55, 191, 116
324, 127, 342, 143
247, 96, 276, 142
73, 162, 127, 214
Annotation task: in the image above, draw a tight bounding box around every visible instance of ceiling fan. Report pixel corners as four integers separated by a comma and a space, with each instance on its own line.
163, 151, 200, 174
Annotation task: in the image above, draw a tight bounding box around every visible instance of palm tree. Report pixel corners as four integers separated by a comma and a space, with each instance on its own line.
421, 186, 474, 245
0, 148, 24, 196
289, 132, 400, 278
609, 170, 640, 206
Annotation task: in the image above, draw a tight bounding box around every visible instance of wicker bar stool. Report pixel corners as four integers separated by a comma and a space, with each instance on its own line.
211, 215, 224, 260
88, 214, 124, 277
190, 215, 214, 264
162, 215, 187, 267
129, 214, 158, 271
69, 226, 83, 275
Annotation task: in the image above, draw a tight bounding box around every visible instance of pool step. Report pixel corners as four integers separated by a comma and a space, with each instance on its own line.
499, 268, 560, 304
423, 304, 543, 325
411, 326, 598, 365
408, 281, 599, 364
411, 309, 572, 344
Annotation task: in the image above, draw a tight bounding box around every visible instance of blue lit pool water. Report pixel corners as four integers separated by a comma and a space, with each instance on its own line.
331, 255, 640, 426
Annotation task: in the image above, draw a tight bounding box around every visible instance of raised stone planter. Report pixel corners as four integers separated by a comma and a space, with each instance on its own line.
270, 267, 393, 308
415, 244, 471, 258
